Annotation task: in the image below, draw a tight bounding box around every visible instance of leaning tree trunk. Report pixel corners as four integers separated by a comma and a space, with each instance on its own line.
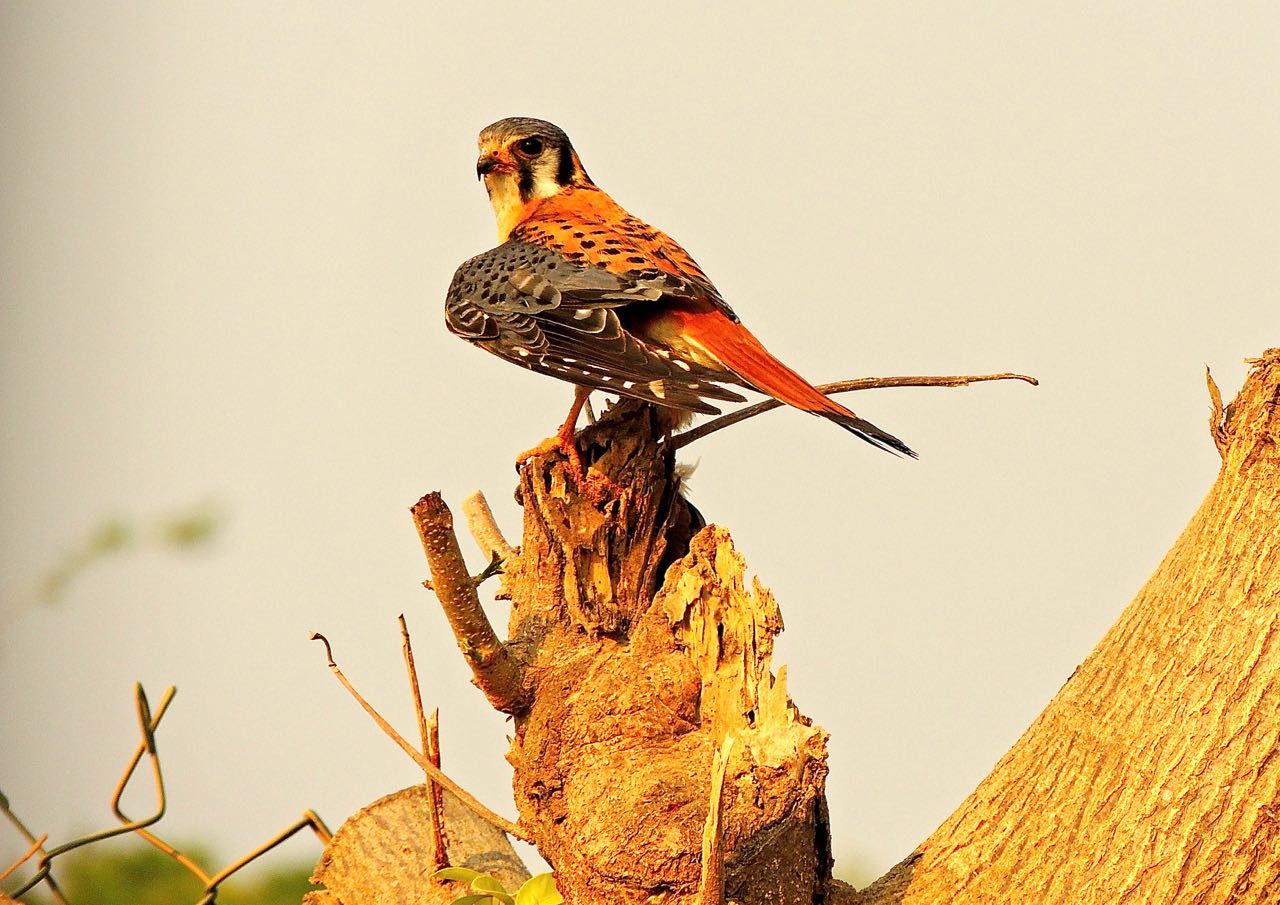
849, 348, 1280, 904
308, 348, 1279, 905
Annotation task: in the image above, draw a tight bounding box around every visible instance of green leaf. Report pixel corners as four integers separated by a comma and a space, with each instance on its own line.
451, 896, 504, 905
470, 873, 514, 903
433, 867, 483, 884
160, 507, 220, 547
89, 518, 133, 553
516, 872, 564, 905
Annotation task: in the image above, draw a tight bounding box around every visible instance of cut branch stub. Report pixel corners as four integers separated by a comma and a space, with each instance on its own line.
411, 493, 529, 714
308, 786, 529, 905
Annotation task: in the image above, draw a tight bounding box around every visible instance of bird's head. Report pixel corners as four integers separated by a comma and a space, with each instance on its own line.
476, 117, 592, 239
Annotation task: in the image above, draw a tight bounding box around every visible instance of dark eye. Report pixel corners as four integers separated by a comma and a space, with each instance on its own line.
515, 137, 544, 157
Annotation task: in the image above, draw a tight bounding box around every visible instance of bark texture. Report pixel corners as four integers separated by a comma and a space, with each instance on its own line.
846, 348, 1280, 904
504, 401, 833, 904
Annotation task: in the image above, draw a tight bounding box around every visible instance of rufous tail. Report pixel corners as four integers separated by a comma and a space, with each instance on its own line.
677, 312, 917, 458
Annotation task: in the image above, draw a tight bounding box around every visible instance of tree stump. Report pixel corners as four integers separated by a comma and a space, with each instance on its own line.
497, 400, 833, 903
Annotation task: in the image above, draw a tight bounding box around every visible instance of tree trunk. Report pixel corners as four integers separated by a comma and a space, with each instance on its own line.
847, 348, 1280, 904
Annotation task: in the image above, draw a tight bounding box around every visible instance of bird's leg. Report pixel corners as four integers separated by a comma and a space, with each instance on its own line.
516, 389, 628, 504
517, 386, 592, 473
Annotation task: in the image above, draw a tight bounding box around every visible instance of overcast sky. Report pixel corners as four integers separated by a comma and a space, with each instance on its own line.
2, 2, 1277, 887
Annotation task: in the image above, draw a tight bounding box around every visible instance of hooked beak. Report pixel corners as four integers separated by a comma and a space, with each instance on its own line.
476, 152, 506, 181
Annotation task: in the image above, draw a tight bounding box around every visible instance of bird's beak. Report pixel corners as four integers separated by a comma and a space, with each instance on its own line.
476, 152, 504, 181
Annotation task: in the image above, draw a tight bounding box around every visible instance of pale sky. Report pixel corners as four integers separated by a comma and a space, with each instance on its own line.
2, 2, 1277, 887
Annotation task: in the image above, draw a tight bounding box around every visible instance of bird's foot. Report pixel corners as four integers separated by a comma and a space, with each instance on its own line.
516, 432, 627, 506
516, 432, 584, 474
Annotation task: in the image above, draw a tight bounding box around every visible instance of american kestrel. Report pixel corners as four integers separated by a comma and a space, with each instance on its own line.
445, 117, 915, 461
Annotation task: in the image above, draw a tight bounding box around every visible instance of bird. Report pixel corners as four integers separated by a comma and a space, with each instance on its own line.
444, 116, 915, 466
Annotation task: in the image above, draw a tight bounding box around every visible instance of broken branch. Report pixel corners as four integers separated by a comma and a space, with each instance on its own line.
411, 492, 529, 714
462, 490, 515, 563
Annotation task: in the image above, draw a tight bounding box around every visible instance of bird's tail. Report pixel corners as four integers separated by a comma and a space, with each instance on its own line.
675, 311, 917, 458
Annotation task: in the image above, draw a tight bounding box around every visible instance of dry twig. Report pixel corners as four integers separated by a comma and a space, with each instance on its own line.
399, 614, 449, 869
310, 632, 528, 841
670, 372, 1038, 449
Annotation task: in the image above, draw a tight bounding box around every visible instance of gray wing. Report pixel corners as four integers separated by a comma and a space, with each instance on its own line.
445, 241, 747, 414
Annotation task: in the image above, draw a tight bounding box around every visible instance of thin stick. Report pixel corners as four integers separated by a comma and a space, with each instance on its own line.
462, 491, 515, 563
670, 372, 1039, 450
699, 735, 735, 905
411, 493, 528, 714
399, 615, 434, 777
399, 614, 449, 869
426, 708, 448, 871
310, 632, 528, 841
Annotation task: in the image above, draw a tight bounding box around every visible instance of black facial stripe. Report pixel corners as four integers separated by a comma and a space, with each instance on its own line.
555, 145, 575, 186
518, 164, 535, 202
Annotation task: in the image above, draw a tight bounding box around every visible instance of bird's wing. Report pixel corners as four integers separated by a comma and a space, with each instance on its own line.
445, 241, 747, 413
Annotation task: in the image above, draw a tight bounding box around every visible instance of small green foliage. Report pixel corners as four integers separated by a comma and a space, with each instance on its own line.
472, 551, 505, 586
515, 872, 564, 905
88, 518, 134, 553
432, 868, 563, 905
159, 505, 221, 547
39, 502, 223, 602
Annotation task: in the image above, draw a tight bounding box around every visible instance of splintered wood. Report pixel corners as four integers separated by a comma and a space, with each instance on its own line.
502, 400, 834, 904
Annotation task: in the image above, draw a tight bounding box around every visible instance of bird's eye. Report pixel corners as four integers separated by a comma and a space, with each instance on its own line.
515, 137, 544, 157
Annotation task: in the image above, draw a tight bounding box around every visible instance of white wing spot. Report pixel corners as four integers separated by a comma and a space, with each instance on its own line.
514, 347, 530, 357
573, 309, 592, 320
622, 380, 635, 389
563, 357, 577, 364
600, 375, 612, 381
674, 359, 692, 371
648, 380, 667, 400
